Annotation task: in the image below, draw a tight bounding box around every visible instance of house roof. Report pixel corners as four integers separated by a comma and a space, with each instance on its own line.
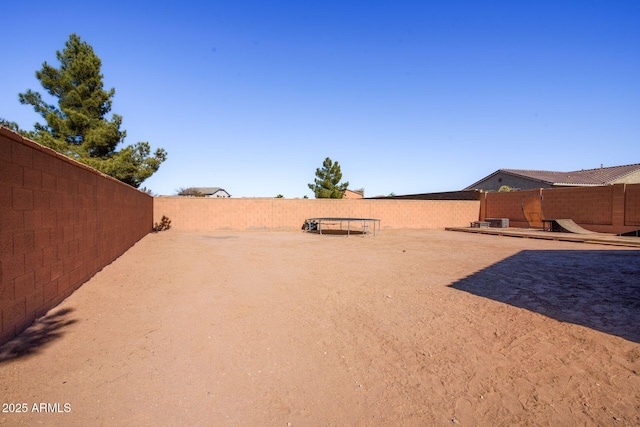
465, 163, 640, 189
193, 187, 227, 194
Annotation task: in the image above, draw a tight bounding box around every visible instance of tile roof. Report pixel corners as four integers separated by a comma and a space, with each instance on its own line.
193, 187, 225, 194
502, 163, 640, 186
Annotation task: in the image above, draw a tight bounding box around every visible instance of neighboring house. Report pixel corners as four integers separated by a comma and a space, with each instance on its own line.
343, 189, 364, 199
465, 164, 640, 191
193, 187, 231, 197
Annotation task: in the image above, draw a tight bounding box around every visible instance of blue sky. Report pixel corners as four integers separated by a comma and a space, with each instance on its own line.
2, 1, 638, 197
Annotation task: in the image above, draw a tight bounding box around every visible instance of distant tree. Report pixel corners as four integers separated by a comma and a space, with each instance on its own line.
139, 186, 156, 196
303, 195, 308, 199
308, 157, 349, 198
275, 194, 284, 198
177, 187, 205, 197
498, 185, 512, 192
388, 192, 396, 197
17, 33, 166, 188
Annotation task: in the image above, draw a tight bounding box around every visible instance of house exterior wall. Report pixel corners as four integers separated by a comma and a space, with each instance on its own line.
481, 183, 640, 234
0, 128, 152, 345
612, 170, 640, 185
153, 197, 480, 231
205, 190, 230, 198
343, 190, 364, 199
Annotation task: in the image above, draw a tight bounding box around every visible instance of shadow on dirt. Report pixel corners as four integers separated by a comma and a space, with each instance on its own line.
449, 250, 640, 343
304, 229, 370, 236
0, 308, 77, 363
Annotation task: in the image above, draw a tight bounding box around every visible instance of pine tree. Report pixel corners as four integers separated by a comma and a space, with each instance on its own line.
308, 157, 349, 198
18, 33, 166, 188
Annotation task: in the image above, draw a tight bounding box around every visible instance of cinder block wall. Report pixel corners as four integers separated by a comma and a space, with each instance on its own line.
482, 184, 640, 234
153, 197, 480, 231
484, 189, 541, 228
626, 184, 640, 227
0, 128, 152, 345
542, 186, 614, 226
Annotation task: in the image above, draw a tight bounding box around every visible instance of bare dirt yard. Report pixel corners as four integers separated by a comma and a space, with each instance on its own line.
1, 229, 638, 426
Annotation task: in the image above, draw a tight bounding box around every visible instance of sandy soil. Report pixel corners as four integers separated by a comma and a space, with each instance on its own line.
0, 229, 638, 426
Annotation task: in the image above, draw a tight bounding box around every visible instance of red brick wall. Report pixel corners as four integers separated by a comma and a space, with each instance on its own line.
0, 128, 152, 345
482, 184, 640, 234
153, 197, 480, 231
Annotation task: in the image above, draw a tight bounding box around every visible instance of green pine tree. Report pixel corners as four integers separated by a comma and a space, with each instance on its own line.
308, 157, 349, 198
18, 33, 166, 188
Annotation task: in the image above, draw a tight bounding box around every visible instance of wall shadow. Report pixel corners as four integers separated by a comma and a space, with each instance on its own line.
449, 250, 640, 343
0, 308, 77, 363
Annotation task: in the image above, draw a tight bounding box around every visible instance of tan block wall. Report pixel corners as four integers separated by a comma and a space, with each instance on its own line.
542, 186, 614, 225
0, 128, 152, 345
153, 197, 480, 231
482, 184, 640, 234
626, 184, 640, 226
485, 189, 541, 228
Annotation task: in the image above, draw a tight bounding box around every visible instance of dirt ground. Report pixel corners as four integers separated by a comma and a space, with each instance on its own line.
0, 229, 638, 426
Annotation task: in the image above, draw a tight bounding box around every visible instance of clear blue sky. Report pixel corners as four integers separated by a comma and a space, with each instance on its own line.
2, 1, 638, 197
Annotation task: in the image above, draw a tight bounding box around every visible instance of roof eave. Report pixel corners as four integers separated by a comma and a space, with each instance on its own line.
552, 183, 601, 187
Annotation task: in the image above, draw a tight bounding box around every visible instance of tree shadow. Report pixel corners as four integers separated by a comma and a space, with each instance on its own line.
0, 307, 77, 363
448, 250, 640, 343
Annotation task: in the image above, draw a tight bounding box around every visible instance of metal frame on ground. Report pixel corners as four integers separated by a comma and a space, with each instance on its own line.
304, 217, 381, 236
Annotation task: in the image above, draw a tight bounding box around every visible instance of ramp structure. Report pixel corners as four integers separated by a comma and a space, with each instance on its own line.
543, 219, 598, 234
522, 195, 544, 228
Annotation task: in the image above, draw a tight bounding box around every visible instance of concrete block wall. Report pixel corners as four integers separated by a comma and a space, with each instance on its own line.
484, 189, 541, 228
482, 184, 640, 234
625, 184, 640, 226
0, 128, 153, 345
542, 186, 614, 225
153, 197, 480, 231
